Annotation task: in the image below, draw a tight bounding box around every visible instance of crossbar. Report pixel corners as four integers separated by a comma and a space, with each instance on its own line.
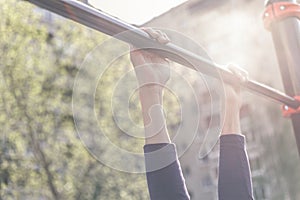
25, 0, 300, 109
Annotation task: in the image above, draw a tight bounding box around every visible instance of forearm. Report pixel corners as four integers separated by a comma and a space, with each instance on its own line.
138, 86, 170, 144
218, 135, 254, 200
144, 143, 190, 200
221, 102, 241, 135
140, 89, 189, 199
219, 100, 253, 199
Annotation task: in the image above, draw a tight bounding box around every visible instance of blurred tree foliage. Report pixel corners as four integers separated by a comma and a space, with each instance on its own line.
0, 0, 150, 199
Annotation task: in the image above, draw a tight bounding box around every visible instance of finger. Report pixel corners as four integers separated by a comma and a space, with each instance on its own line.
142, 27, 170, 44
162, 32, 170, 42
142, 27, 160, 39
156, 30, 170, 44
228, 64, 248, 79
227, 63, 249, 82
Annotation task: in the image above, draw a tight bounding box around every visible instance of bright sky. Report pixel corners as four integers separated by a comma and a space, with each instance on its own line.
89, 0, 188, 25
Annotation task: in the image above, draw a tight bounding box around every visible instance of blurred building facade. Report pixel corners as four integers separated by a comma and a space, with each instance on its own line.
144, 0, 282, 199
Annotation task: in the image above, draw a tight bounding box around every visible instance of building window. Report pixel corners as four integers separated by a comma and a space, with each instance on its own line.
188, 190, 193, 199
244, 130, 256, 143
184, 166, 191, 176
250, 157, 261, 172
254, 185, 266, 199
202, 174, 213, 187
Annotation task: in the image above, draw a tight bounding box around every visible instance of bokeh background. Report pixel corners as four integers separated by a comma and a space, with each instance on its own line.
1, 0, 300, 199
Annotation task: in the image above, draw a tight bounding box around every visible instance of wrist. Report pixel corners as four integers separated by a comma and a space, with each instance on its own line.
138, 85, 164, 96
138, 86, 163, 112
221, 122, 241, 134
224, 100, 240, 109
221, 110, 241, 135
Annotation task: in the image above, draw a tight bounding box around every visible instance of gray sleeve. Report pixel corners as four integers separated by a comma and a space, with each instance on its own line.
218, 134, 254, 200
144, 143, 190, 200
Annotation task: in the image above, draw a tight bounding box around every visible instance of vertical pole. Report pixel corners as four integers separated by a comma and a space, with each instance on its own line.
265, 0, 300, 156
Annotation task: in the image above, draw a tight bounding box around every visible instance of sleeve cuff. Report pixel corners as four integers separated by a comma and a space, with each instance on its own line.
144, 143, 178, 172
220, 134, 245, 149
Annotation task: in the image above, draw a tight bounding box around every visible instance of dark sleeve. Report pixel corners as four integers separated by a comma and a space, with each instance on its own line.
144, 143, 190, 200
218, 134, 254, 200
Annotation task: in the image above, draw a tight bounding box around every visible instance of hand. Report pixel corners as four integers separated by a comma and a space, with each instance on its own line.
130, 28, 171, 92
223, 64, 248, 108
221, 64, 248, 135
129, 28, 172, 144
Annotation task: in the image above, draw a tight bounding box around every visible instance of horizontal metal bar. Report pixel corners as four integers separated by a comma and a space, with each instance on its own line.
25, 0, 300, 109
